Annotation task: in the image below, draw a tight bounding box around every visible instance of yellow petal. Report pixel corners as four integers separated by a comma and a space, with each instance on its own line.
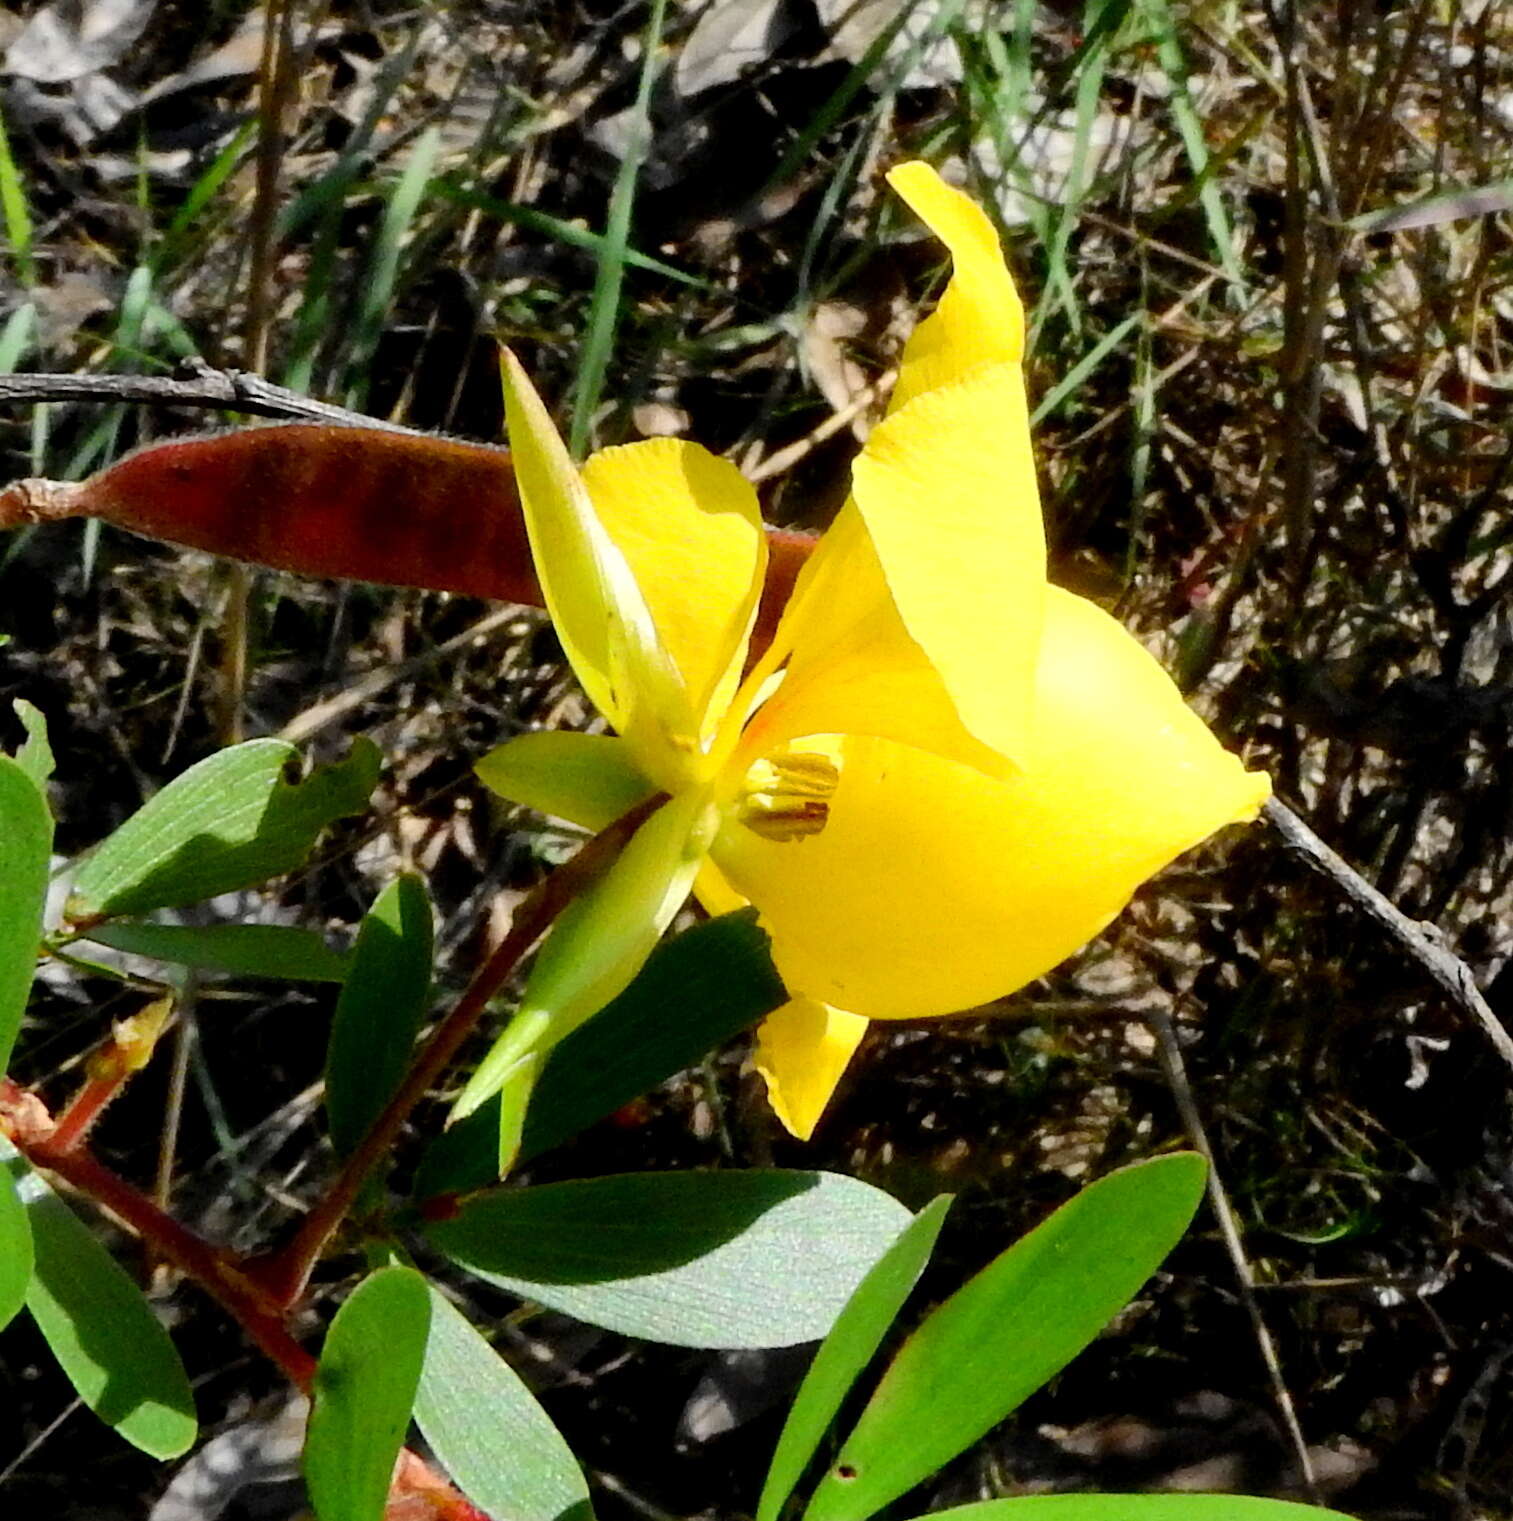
715, 587, 1269, 1017
736, 505, 1009, 779
500, 351, 690, 758
886, 161, 1025, 413
746, 361, 1044, 780
752, 998, 869, 1141
453, 790, 713, 1119
849, 362, 1043, 766
476, 732, 656, 831
693, 856, 749, 918
581, 439, 766, 748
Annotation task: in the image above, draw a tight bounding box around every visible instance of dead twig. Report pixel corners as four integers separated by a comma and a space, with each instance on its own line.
1264, 796, 1513, 1075
1148, 1010, 1320, 1502
277, 605, 522, 745
0, 365, 418, 432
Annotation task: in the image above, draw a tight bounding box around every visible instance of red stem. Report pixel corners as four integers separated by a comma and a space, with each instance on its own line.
247, 794, 665, 1309
47, 1072, 126, 1154
9, 1125, 316, 1387
3, 789, 671, 1515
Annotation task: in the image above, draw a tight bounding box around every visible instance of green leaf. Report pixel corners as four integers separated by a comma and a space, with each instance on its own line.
0, 1163, 31, 1330
0, 1136, 196, 1459
82, 921, 351, 982
326, 874, 434, 1158
0, 754, 52, 1073
414, 910, 784, 1199
910, 1500, 1355, 1521
426, 1170, 911, 1349
305, 1265, 432, 1521
802, 1155, 1209, 1521
12, 698, 54, 788
757, 1197, 951, 1521
70, 737, 380, 921
415, 1287, 594, 1521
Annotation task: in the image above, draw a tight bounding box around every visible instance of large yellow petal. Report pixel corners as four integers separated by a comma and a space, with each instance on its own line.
500, 351, 690, 769
746, 362, 1044, 778
736, 504, 1013, 780
753, 999, 870, 1141
476, 731, 656, 831
581, 439, 765, 750
849, 362, 1043, 766
887, 161, 1025, 413
714, 587, 1269, 1017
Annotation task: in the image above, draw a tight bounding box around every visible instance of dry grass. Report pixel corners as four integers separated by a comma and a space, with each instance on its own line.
3, 1, 1513, 1516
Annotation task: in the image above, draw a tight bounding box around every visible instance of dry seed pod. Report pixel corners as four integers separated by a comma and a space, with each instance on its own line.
1, 425, 539, 602
0, 424, 815, 648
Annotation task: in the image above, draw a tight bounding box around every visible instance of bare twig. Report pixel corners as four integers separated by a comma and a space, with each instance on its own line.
1148, 1012, 1320, 1501
0, 366, 418, 432
217, 0, 305, 745
743, 369, 897, 484
277, 606, 521, 745
1264, 796, 1513, 1074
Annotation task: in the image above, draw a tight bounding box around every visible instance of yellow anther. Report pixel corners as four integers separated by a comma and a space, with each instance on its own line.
735, 751, 840, 843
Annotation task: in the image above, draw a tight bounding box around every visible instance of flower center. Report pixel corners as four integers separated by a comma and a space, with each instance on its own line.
734, 750, 839, 842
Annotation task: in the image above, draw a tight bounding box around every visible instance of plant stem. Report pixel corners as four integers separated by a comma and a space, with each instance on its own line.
2, 1109, 316, 1388
247, 794, 665, 1308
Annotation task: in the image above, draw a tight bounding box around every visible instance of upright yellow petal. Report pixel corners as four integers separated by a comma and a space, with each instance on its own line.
715, 588, 1269, 1017
747, 364, 1043, 776
753, 999, 870, 1141
886, 161, 1025, 413
850, 362, 1044, 766
737, 504, 1013, 780
581, 440, 766, 749
476, 731, 656, 831
500, 351, 689, 759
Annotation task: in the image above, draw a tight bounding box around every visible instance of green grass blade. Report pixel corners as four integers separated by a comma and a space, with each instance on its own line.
0, 302, 34, 373
568, 0, 669, 457
432, 177, 710, 289
1032, 0, 1129, 345
158, 119, 259, 264
1030, 310, 1142, 423
344, 126, 443, 411
1134, 0, 1245, 289
0, 101, 36, 287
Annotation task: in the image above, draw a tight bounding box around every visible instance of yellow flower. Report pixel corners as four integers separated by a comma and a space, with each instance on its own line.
458, 161, 1270, 1143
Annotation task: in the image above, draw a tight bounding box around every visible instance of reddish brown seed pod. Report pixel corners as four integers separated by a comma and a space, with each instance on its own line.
0, 425, 817, 646
1, 424, 542, 603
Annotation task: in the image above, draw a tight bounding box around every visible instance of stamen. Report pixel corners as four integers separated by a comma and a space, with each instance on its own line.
735, 751, 840, 842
